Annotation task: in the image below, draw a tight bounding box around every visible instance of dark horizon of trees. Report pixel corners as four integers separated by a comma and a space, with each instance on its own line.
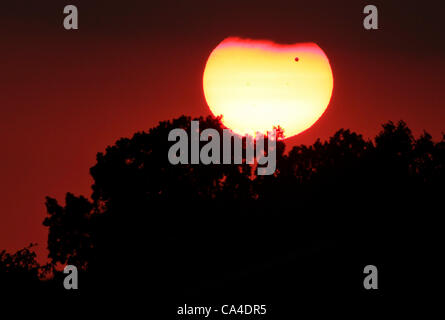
1, 115, 444, 297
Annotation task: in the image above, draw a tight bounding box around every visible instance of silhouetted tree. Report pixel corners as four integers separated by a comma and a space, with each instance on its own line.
3, 114, 443, 300
0, 244, 42, 291
43, 193, 93, 269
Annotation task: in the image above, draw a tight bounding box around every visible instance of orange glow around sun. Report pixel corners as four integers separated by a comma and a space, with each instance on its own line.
203, 37, 334, 138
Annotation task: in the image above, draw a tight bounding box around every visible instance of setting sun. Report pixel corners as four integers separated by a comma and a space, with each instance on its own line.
203, 37, 334, 138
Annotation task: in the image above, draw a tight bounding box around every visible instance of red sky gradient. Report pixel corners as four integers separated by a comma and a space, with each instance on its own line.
1, 1, 444, 262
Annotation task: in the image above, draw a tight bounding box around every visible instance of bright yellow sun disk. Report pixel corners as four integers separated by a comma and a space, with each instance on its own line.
203, 37, 334, 138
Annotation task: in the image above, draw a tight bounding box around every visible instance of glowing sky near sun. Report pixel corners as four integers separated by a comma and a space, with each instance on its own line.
203, 37, 334, 138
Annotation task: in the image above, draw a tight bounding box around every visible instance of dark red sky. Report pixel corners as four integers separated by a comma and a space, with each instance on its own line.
1, 0, 444, 262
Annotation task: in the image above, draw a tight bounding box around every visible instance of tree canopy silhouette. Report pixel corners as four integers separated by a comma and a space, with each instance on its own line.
1, 115, 443, 300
